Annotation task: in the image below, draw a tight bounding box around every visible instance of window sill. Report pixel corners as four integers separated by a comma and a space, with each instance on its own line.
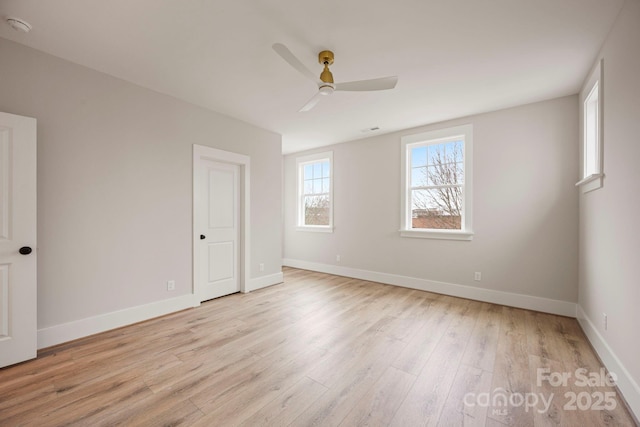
400, 229, 474, 241
296, 226, 334, 233
576, 173, 603, 193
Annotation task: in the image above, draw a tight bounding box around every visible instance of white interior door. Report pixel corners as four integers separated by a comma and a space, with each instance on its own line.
196, 159, 240, 301
0, 112, 37, 368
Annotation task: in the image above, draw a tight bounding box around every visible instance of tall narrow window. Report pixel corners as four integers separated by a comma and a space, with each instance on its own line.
577, 59, 603, 193
401, 124, 473, 240
584, 82, 599, 177
296, 152, 333, 231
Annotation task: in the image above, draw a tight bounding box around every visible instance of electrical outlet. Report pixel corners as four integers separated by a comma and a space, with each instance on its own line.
603, 313, 607, 330
474, 272, 482, 281
259, 263, 264, 272
167, 280, 175, 291
336, 255, 341, 262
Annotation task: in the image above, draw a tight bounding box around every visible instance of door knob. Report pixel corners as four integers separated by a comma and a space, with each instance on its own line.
200, 235, 206, 240
19, 246, 32, 255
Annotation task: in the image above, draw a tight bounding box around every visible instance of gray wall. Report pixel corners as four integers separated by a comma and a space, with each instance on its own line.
0, 38, 282, 330
284, 96, 578, 303
578, 0, 640, 410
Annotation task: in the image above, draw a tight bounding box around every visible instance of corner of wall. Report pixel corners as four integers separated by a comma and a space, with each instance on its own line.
577, 305, 640, 420
247, 271, 284, 292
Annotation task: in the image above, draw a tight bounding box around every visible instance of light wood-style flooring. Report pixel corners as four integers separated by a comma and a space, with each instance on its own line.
0, 267, 637, 426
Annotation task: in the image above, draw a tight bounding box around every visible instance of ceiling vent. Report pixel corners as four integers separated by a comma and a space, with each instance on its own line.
6, 17, 32, 33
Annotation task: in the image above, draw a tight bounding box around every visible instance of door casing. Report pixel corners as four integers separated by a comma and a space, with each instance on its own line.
193, 145, 250, 301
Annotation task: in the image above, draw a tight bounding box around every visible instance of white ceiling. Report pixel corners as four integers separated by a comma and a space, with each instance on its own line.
0, 0, 624, 153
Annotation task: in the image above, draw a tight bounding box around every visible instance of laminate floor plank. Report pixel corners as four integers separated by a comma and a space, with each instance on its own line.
461, 302, 501, 373
0, 267, 636, 426
339, 366, 416, 427
237, 376, 328, 427
437, 364, 493, 427
290, 335, 407, 426
389, 300, 481, 426
487, 328, 534, 426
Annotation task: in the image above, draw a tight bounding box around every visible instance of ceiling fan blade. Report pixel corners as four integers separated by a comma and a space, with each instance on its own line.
272, 43, 318, 82
299, 92, 324, 112
335, 76, 398, 92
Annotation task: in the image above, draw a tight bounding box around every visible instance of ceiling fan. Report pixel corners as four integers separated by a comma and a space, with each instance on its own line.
272, 43, 398, 112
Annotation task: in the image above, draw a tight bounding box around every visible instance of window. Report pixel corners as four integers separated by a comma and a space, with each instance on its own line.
576, 59, 603, 193
296, 151, 333, 231
400, 124, 473, 240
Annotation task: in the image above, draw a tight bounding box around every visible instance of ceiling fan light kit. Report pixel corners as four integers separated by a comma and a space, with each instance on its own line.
319, 84, 335, 95
273, 43, 398, 112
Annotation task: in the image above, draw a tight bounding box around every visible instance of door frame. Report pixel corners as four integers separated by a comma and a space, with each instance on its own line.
193, 145, 250, 300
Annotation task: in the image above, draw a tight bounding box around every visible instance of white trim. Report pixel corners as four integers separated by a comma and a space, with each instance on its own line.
400, 229, 474, 241
578, 59, 604, 193
193, 145, 251, 298
577, 305, 640, 420
283, 258, 576, 317
400, 124, 473, 240
296, 226, 334, 233
247, 272, 284, 293
37, 294, 198, 349
575, 173, 604, 193
575, 173, 604, 187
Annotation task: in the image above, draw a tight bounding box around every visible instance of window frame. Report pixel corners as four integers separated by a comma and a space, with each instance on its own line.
400, 124, 473, 241
576, 59, 604, 193
296, 151, 334, 232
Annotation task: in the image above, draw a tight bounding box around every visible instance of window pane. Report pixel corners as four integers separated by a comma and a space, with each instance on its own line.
411, 188, 462, 230
322, 177, 330, 193
426, 144, 439, 166
425, 143, 464, 185
312, 178, 322, 194
411, 166, 428, 187
304, 195, 330, 226
303, 179, 313, 194
303, 164, 313, 180
313, 162, 322, 178
411, 146, 427, 167
456, 161, 464, 184
322, 161, 330, 178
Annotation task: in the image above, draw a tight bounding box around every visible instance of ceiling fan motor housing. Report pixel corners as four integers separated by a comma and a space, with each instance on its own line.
319, 50, 335, 83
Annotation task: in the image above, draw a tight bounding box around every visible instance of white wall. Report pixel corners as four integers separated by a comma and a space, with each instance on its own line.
284, 96, 578, 312
0, 38, 282, 342
577, 0, 640, 417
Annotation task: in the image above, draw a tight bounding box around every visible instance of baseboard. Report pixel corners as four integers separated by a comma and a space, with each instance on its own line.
38, 272, 285, 350
577, 305, 640, 421
282, 258, 577, 317
37, 293, 199, 350
247, 271, 284, 292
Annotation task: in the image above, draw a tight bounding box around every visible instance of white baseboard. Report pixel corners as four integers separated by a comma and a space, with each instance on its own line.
37, 272, 284, 349
247, 272, 284, 292
37, 294, 199, 350
577, 305, 640, 421
282, 258, 576, 317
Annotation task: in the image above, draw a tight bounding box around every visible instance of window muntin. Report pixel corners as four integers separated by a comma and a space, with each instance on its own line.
296, 152, 333, 230
401, 125, 473, 240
